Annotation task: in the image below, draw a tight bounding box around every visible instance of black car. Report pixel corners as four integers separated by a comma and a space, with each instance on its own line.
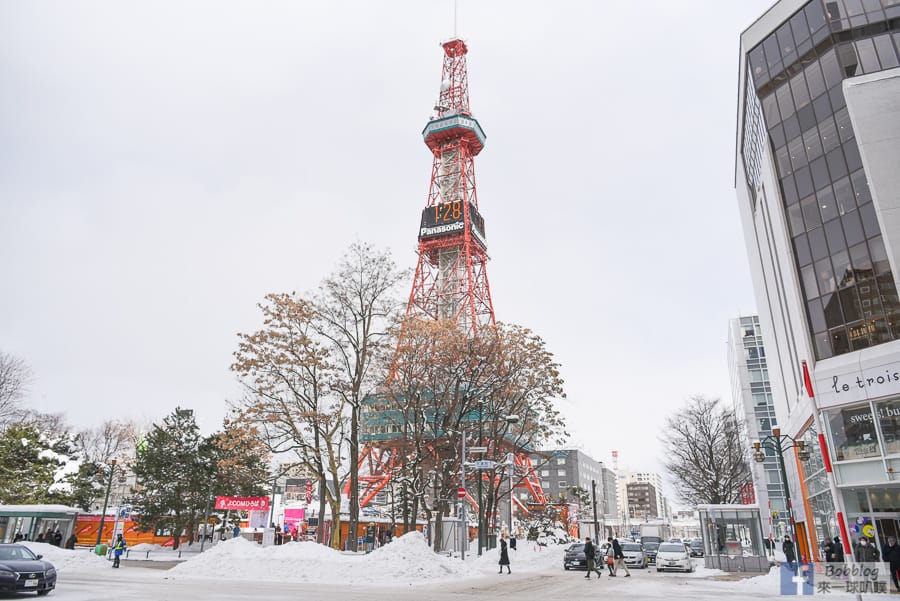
642, 541, 660, 564
690, 539, 705, 557
0, 544, 57, 596
563, 543, 587, 570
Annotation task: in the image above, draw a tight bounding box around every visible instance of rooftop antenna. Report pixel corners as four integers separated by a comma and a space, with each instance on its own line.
453, 0, 458, 38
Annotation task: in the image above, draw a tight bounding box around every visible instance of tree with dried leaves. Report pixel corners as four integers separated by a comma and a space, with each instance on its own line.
0, 352, 31, 426
660, 396, 752, 506
231, 292, 346, 548
313, 241, 407, 551
381, 318, 567, 550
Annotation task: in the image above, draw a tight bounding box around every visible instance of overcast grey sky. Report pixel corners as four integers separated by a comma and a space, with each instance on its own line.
1, 1, 775, 486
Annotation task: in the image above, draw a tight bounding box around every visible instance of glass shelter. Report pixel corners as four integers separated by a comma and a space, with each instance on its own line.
697, 504, 769, 572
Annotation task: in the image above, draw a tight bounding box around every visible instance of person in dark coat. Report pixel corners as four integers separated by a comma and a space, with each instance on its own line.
855, 537, 878, 563
498, 537, 510, 574
782, 536, 796, 570
832, 536, 844, 562
883, 536, 900, 591
608, 536, 630, 576
64, 534, 77, 550
52, 530, 62, 547
823, 538, 835, 562
582, 537, 603, 579
509, 535, 516, 551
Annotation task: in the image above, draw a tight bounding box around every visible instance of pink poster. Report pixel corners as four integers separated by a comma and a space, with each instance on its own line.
283, 508, 305, 529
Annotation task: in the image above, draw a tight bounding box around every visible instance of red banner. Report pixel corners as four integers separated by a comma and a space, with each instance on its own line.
214, 496, 270, 511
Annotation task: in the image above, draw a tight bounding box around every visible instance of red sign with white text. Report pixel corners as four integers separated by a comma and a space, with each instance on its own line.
214, 496, 270, 511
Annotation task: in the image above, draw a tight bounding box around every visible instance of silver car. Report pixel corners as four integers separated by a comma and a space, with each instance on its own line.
621, 542, 647, 568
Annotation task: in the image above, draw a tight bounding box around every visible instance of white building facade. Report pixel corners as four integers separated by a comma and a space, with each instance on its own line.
728, 315, 791, 539
735, 0, 900, 561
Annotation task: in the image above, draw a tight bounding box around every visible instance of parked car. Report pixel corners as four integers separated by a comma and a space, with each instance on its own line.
643, 541, 660, 564
689, 539, 705, 557
656, 542, 694, 573
621, 542, 647, 568
563, 543, 587, 570
0, 544, 57, 596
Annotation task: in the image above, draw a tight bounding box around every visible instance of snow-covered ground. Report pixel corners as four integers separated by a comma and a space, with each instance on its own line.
17, 536, 873, 600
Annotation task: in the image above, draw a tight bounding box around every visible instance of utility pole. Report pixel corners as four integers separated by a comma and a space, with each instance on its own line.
591, 479, 599, 542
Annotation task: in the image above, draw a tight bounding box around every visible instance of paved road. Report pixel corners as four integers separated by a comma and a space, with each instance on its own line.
50, 566, 777, 601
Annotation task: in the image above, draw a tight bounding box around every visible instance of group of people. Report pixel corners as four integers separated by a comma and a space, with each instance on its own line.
581, 536, 631, 579
783, 533, 900, 592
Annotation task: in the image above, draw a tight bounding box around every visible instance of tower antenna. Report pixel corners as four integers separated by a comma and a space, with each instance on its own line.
453, 0, 458, 38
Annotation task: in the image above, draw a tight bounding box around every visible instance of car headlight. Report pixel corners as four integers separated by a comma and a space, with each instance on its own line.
0, 569, 15, 580
45, 568, 57, 578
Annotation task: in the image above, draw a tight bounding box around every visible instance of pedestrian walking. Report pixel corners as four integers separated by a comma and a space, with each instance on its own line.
832, 536, 844, 562
605, 543, 616, 575
855, 537, 878, 563
64, 533, 77, 550
782, 536, 796, 570
509, 535, 517, 551
582, 537, 603, 579
232, 523, 241, 539
608, 536, 630, 576
52, 530, 62, 547
112, 534, 126, 568
498, 537, 511, 574
882, 536, 900, 592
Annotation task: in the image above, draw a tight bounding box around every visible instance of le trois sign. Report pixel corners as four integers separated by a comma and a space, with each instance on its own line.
214, 496, 270, 511
815, 359, 900, 407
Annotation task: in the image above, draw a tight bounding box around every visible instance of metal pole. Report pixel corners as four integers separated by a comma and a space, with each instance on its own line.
95, 460, 116, 547
461, 429, 466, 561
200, 478, 213, 552
478, 467, 483, 555
591, 479, 599, 542
771, 435, 798, 574
508, 454, 514, 537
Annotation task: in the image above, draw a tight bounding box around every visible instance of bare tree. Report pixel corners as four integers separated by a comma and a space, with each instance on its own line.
315, 241, 407, 551
73, 419, 137, 465
0, 352, 32, 425
660, 396, 752, 506
231, 293, 347, 549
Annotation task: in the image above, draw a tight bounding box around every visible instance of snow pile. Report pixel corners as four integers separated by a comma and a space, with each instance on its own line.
169, 532, 470, 585
17, 542, 110, 572
470, 540, 565, 574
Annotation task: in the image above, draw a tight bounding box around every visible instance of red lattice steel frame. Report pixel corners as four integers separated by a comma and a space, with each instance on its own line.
353, 39, 544, 512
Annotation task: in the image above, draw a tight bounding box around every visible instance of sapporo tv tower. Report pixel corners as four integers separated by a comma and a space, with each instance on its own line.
406, 38, 495, 334
352, 37, 548, 512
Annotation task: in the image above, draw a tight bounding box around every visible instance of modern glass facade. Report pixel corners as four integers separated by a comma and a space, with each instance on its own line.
729, 316, 791, 536
742, 0, 900, 360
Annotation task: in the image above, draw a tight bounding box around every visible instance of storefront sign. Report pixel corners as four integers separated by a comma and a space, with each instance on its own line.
214, 496, 270, 511
815, 360, 900, 407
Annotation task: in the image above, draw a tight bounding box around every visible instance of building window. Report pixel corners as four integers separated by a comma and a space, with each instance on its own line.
826, 403, 880, 461
541, 470, 549, 477
556, 458, 565, 465
559, 481, 567, 489
557, 469, 566, 477
541, 481, 550, 489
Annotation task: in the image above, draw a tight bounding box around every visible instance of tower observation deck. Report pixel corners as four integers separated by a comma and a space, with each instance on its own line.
406, 38, 495, 337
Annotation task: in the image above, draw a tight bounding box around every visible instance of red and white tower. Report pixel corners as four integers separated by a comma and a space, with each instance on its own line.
405, 38, 495, 336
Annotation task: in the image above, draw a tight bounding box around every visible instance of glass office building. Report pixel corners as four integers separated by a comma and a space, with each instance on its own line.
736, 0, 900, 562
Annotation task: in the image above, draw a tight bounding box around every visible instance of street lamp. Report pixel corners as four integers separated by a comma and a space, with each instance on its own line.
752, 427, 810, 567
95, 459, 118, 547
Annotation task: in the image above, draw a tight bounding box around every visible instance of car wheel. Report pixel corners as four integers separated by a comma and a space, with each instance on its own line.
564, 566, 569, 570
37, 592, 51, 597
687, 565, 694, 573
656, 568, 661, 572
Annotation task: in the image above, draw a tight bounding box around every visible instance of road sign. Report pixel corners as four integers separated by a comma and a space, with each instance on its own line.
468, 446, 488, 453
458, 487, 466, 499
474, 460, 496, 469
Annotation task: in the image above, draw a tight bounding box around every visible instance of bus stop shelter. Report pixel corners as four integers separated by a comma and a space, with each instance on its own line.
0, 504, 79, 544
697, 504, 770, 572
